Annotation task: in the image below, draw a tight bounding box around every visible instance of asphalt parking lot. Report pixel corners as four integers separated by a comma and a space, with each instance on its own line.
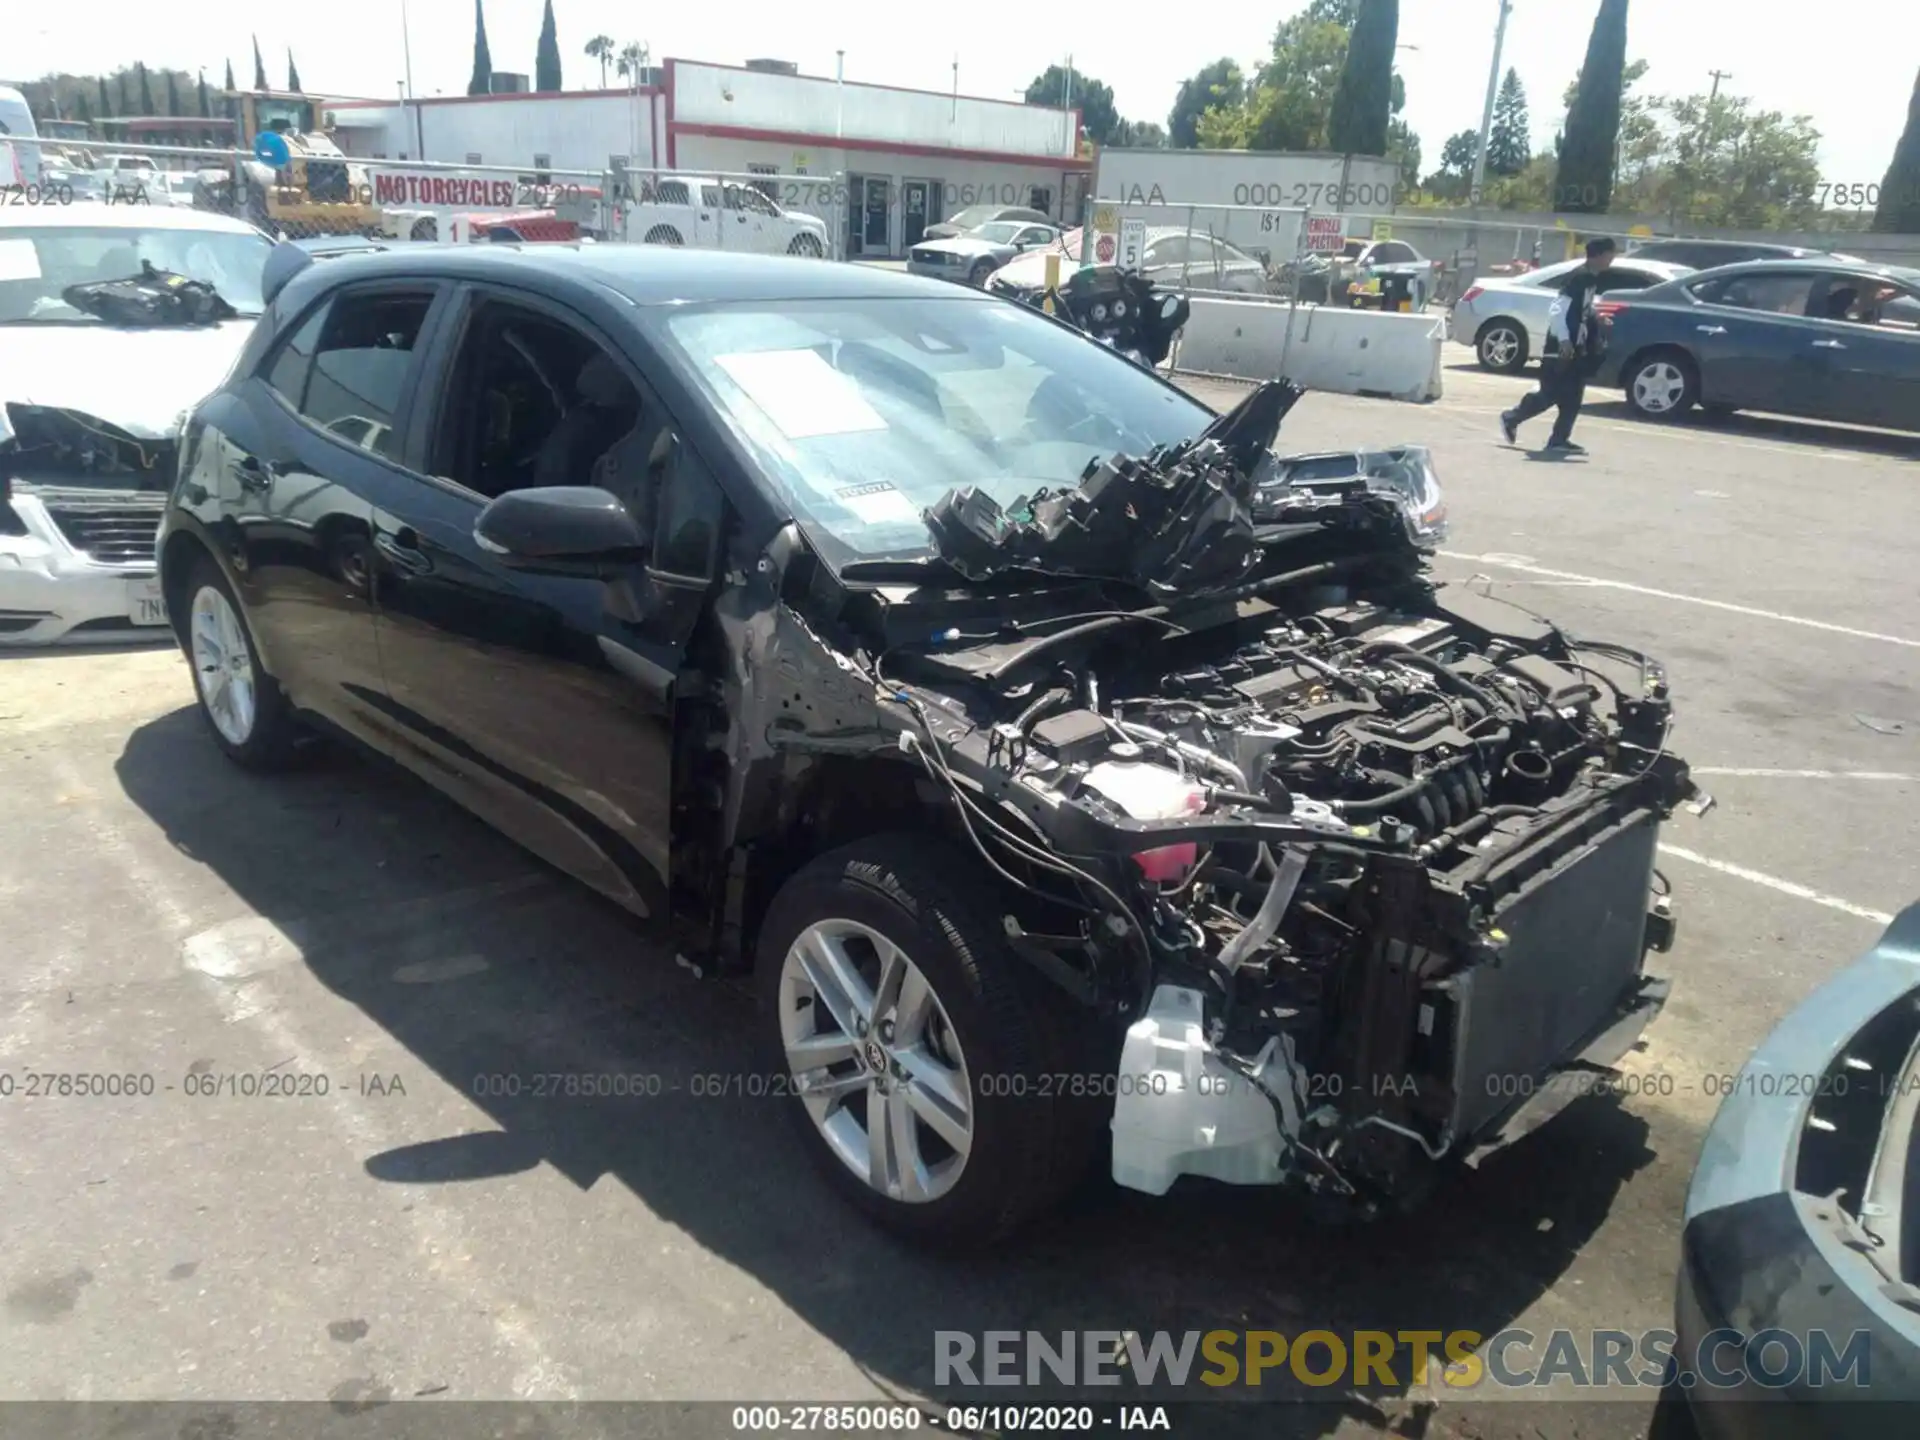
3, 356, 1916, 1438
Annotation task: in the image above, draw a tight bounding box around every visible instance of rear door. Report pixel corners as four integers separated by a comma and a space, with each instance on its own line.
214, 279, 446, 748
1681, 270, 1823, 411
365, 282, 728, 921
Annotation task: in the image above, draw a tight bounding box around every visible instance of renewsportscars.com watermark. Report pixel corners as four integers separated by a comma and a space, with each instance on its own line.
935, 1328, 1873, 1393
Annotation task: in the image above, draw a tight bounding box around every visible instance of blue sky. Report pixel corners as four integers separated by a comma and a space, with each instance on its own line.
13, 1, 1918, 185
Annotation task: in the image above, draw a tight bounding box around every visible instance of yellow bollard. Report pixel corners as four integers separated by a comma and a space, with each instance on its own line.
1043, 251, 1061, 315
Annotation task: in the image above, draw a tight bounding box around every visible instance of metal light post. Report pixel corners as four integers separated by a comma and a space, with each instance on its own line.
1470, 0, 1514, 209
400, 0, 424, 159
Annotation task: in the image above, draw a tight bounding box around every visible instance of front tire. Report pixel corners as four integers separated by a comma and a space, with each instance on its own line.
968, 258, 996, 288
756, 835, 1104, 1246
1624, 349, 1700, 420
182, 556, 300, 771
1475, 319, 1529, 373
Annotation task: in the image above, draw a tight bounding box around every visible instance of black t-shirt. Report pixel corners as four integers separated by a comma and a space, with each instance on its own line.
1550, 268, 1603, 357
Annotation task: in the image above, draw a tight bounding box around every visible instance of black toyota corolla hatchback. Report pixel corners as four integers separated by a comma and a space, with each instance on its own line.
158, 242, 1698, 1245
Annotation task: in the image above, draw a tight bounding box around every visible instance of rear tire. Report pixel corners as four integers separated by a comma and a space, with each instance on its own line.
756, 834, 1106, 1247
787, 233, 825, 258
643, 224, 684, 246
1624, 349, 1700, 420
1475, 319, 1529, 373
181, 555, 301, 772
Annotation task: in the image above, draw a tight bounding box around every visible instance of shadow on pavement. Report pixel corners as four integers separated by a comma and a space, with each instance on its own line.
1580, 399, 1920, 460
116, 706, 1675, 1437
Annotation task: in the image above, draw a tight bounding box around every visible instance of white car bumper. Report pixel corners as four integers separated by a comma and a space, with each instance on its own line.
0, 488, 170, 646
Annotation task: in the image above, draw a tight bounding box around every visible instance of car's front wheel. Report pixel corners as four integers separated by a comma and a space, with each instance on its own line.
1625, 350, 1700, 419
182, 556, 300, 770
1475, 319, 1529, 373
968, 258, 997, 287
757, 835, 1105, 1246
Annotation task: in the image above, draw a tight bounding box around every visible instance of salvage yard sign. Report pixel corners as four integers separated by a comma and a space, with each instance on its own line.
1305, 216, 1346, 254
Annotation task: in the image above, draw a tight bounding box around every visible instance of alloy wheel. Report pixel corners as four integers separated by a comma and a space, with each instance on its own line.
777, 918, 974, 1204
190, 584, 257, 746
1480, 325, 1522, 369
1633, 362, 1688, 414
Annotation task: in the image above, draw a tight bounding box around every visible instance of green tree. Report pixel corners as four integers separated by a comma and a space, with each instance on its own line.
469, 0, 495, 97
1556, 0, 1630, 212
97, 75, 112, 117
252, 37, 268, 91
1440, 129, 1478, 178
1117, 119, 1168, 147
536, 0, 563, 92
1024, 65, 1120, 145
1307, 0, 1359, 22
615, 43, 647, 85
1387, 118, 1421, 188
1167, 59, 1244, 149
1488, 68, 1530, 176
224, 59, 235, 93
585, 35, 615, 89
74, 92, 92, 123
1327, 0, 1398, 155
136, 62, 155, 115
197, 71, 210, 118
1651, 92, 1822, 228
287, 51, 303, 92
165, 70, 182, 116
1875, 67, 1920, 233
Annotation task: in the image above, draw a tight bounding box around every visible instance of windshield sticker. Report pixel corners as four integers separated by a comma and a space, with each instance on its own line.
0, 239, 42, 282
834, 481, 922, 527
714, 349, 888, 440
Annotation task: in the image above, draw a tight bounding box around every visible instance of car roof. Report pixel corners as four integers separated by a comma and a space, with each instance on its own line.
1677, 257, 1920, 283
0, 203, 267, 237
290, 244, 995, 305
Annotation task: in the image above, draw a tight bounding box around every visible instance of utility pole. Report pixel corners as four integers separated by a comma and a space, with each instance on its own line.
400, 0, 423, 159
1470, 0, 1514, 210
1708, 69, 1731, 104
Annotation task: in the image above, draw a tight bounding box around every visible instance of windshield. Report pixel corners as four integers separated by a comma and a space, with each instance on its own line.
970, 222, 1024, 243
946, 206, 998, 229
0, 225, 271, 323
653, 296, 1212, 565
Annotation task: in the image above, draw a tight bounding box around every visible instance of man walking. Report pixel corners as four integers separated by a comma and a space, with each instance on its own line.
1501, 237, 1618, 455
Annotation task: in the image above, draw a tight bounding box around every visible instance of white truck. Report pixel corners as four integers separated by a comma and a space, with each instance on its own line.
622, 176, 829, 257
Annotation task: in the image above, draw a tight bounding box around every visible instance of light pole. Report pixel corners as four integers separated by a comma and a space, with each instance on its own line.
1470, 0, 1513, 209
399, 0, 424, 159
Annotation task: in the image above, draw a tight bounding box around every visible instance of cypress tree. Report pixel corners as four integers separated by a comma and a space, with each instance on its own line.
252, 37, 269, 91
1556, 0, 1630, 213
166, 71, 182, 116
1327, 0, 1399, 156
288, 51, 303, 92
1873, 67, 1920, 233
224, 59, 236, 93
198, 71, 211, 118
137, 63, 156, 115
469, 0, 495, 96
97, 75, 112, 118
536, 0, 563, 93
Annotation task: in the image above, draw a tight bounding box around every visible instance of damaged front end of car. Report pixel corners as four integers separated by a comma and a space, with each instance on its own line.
709, 381, 1699, 1218
0, 403, 174, 644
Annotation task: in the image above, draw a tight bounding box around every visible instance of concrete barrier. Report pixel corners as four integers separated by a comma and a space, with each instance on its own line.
1174, 297, 1446, 403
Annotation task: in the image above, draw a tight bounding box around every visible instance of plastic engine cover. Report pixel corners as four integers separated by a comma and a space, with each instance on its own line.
1110, 986, 1286, 1195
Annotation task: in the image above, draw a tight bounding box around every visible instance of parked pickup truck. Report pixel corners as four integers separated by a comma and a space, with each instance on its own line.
622, 176, 829, 258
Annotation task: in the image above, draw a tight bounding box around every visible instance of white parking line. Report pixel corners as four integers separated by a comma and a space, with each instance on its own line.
1658, 843, 1894, 926
1440, 551, 1920, 650
1693, 768, 1920, 782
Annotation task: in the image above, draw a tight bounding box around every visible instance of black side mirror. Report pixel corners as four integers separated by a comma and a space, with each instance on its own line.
474, 486, 647, 578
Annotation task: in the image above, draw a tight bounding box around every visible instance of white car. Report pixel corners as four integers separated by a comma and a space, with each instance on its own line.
1449, 256, 1695, 372
621, 176, 829, 258
0, 205, 273, 644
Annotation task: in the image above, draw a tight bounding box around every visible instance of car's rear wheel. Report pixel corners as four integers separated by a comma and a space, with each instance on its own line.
757, 834, 1105, 1246
183, 556, 300, 771
787, 233, 824, 258
1476, 319, 1529, 373
643, 224, 683, 246
1625, 350, 1700, 419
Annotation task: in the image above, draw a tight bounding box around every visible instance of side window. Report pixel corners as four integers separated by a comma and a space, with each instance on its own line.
437, 299, 655, 512
740, 187, 781, 217
1014, 227, 1051, 247
1597, 270, 1657, 293
700, 185, 723, 208
1144, 236, 1190, 267
297, 291, 433, 461
1695, 273, 1817, 316
650, 440, 726, 580
262, 300, 331, 408
653, 180, 690, 206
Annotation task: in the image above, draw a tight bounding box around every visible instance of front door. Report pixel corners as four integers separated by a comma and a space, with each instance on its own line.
1800, 273, 1920, 427
1684, 271, 1823, 412
862, 177, 891, 253
902, 180, 931, 249
365, 285, 710, 921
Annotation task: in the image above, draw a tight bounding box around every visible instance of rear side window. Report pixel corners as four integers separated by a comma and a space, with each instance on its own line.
296, 291, 433, 461
263, 303, 330, 405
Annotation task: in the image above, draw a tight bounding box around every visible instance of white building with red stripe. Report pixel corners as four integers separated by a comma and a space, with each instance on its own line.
325, 57, 1092, 258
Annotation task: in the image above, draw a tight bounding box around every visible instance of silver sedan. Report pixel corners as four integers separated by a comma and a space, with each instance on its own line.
1449, 256, 1694, 372
906, 221, 1062, 287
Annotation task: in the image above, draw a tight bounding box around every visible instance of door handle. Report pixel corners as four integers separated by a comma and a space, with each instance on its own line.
373, 529, 432, 575
235, 454, 280, 491
1812, 338, 1847, 350
1696, 325, 1727, 336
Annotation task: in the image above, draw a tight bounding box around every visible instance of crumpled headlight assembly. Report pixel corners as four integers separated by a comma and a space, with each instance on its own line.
1363, 445, 1449, 547
1254, 445, 1449, 550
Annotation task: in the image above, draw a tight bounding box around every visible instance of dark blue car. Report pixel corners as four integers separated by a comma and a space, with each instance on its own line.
1592, 259, 1920, 431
